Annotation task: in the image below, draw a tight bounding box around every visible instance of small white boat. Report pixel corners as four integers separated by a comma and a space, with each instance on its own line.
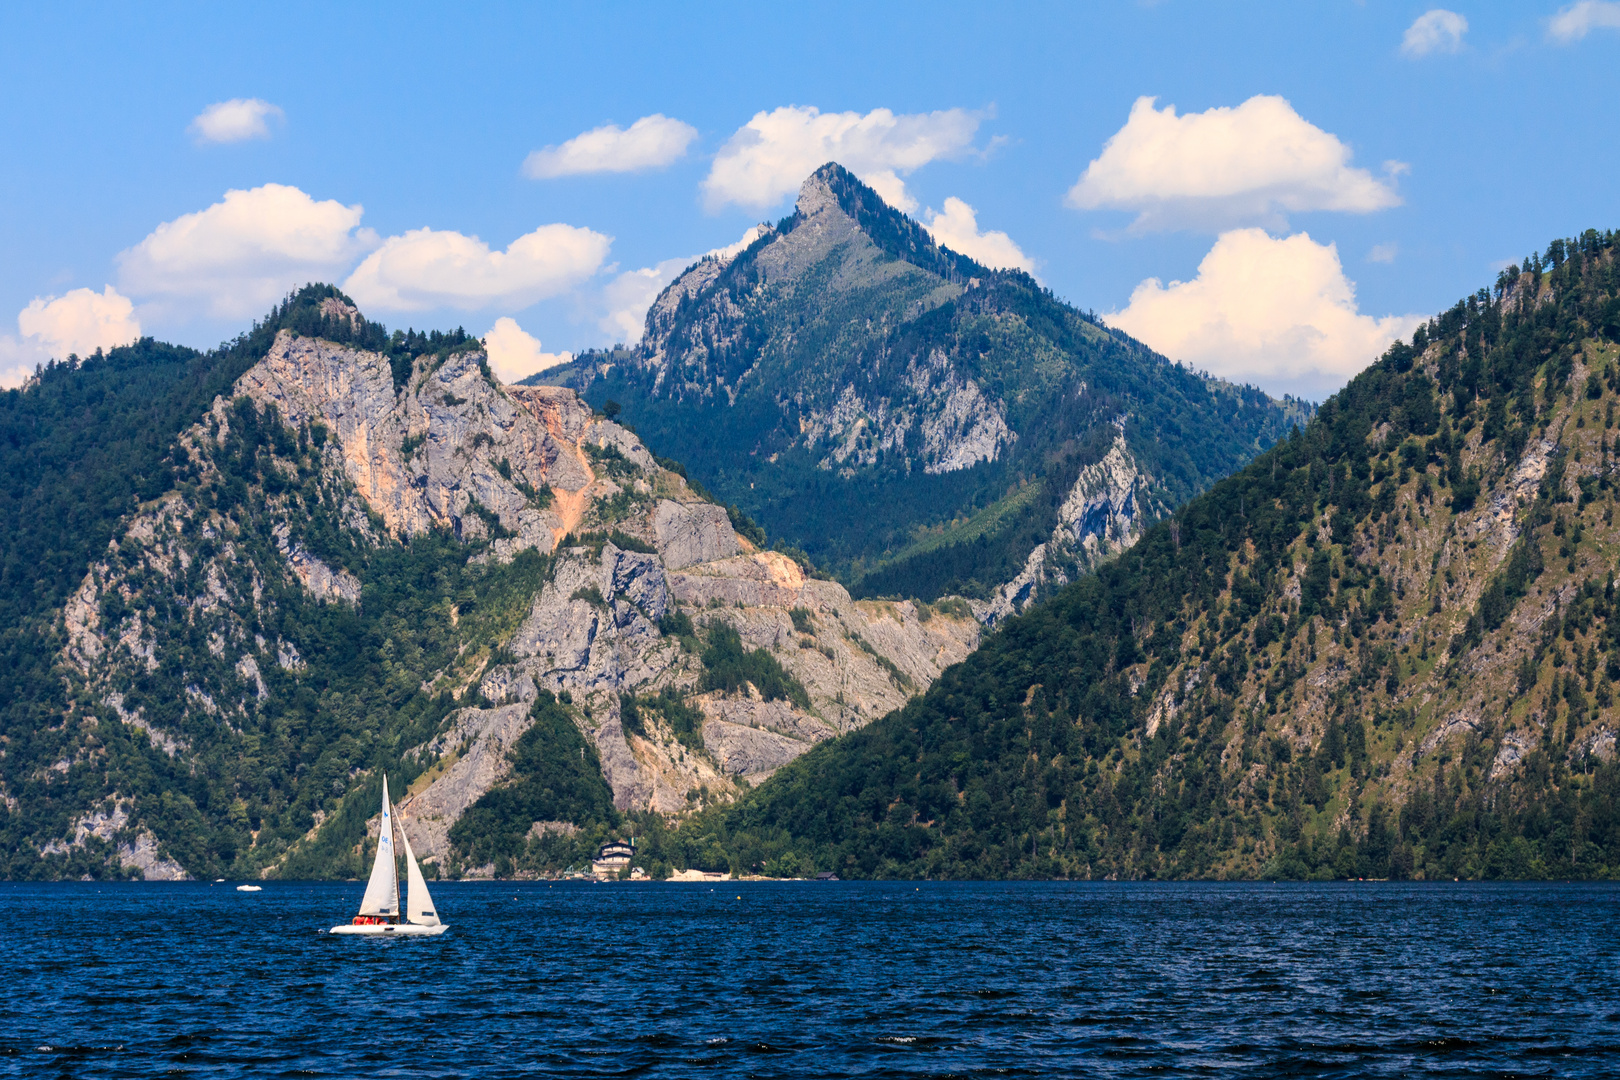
236, 884, 262, 892
330, 774, 447, 937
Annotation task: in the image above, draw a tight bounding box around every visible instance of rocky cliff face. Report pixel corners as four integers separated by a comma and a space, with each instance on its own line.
42, 307, 978, 879
403, 541, 977, 870
39, 801, 189, 880
973, 429, 1163, 624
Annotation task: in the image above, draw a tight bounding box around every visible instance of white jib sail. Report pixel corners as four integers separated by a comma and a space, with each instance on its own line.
357, 776, 399, 916
400, 821, 440, 926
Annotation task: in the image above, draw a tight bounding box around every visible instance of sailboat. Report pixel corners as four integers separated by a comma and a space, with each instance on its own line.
330, 775, 448, 936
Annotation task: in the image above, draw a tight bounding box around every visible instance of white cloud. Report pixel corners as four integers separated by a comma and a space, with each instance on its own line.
599, 257, 691, 344
1104, 229, 1425, 401
707, 223, 769, 262
702, 105, 979, 212
1549, 0, 1620, 41
20, 286, 141, 355
1367, 242, 1399, 264
1401, 10, 1468, 56
523, 114, 698, 178
113, 184, 616, 328
1066, 95, 1403, 232
342, 223, 610, 312
921, 197, 1035, 273
0, 340, 44, 389
118, 184, 376, 319
483, 317, 570, 383
189, 98, 284, 143
0, 286, 141, 388
598, 225, 768, 345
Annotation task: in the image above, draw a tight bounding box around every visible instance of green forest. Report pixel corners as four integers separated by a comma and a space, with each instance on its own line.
652, 230, 1620, 882
0, 286, 529, 880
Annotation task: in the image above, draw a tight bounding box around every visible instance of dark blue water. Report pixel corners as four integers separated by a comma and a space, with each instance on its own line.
2, 881, 1617, 1078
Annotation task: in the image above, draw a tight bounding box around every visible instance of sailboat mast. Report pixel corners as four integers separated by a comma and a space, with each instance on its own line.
386, 776, 400, 916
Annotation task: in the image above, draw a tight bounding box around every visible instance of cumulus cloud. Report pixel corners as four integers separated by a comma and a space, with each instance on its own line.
1401, 10, 1468, 56
0, 342, 44, 390
118, 184, 376, 319
921, 198, 1035, 273
707, 223, 770, 262
1367, 242, 1399, 264
483, 317, 571, 383
190, 98, 284, 143
599, 258, 691, 344
342, 223, 610, 312
19, 286, 141, 354
0, 286, 141, 388
1066, 95, 1403, 232
702, 105, 979, 213
598, 225, 769, 345
1104, 229, 1425, 401
523, 114, 699, 178
1549, 0, 1620, 41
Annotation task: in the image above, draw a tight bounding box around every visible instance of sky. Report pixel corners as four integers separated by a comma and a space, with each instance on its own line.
1, 1, 1616, 400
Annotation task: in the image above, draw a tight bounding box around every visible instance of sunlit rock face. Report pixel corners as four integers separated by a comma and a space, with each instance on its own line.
974, 430, 1163, 625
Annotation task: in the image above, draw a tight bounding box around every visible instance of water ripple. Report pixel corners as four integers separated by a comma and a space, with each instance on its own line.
1, 881, 1617, 1077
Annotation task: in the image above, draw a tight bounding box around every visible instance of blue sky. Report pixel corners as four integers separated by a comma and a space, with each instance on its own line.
1, 1, 1616, 399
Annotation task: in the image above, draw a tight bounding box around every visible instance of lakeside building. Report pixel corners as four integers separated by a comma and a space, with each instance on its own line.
592, 840, 635, 877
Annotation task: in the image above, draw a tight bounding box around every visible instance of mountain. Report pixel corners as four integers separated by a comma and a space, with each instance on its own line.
660, 229, 1620, 881
0, 287, 980, 881
541, 163, 1309, 619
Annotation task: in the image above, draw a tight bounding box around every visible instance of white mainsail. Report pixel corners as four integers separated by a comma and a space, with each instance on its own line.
357, 777, 399, 916
328, 775, 448, 936
400, 822, 440, 926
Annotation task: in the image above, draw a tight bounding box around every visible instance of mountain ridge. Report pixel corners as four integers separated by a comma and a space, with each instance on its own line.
539, 163, 1310, 617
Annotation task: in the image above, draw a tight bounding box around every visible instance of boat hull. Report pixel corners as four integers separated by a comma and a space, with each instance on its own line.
330, 922, 448, 937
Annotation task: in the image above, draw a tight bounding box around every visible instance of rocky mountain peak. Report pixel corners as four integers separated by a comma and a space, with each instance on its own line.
795, 162, 849, 218
554, 161, 1300, 613
317, 295, 362, 330
714, 233, 1620, 882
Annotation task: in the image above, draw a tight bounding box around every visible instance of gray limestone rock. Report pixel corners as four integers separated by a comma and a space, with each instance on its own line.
505, 544, 671, 696
667, 550, 810, 609
237, 332, 610, 549
654, 500, 738, 569
703, 718, 814, 784
704, 696, 836, 745
42, 801, 190, 880
975, 430, 1160, 626
397, 703, 534, 865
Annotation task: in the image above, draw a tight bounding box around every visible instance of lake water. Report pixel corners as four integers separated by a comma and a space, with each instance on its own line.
2, 881, 1616, 1077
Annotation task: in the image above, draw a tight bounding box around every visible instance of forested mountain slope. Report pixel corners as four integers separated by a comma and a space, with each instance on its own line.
1, 337, 262, 831
675, 230, 1620, 881
0, 287, 978, 881
543, 164, 1308, 618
